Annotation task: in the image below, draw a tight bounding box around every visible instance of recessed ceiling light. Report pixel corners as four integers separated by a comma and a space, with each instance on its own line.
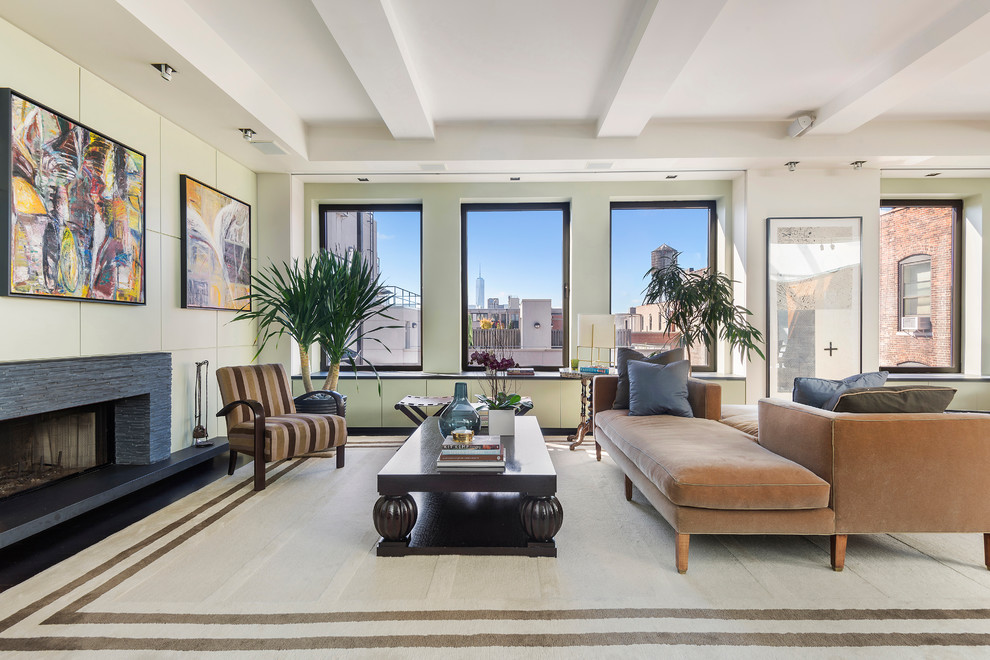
665, 175, 677, 179
786, 161, 799, 172
925, 172, 941, 177
239, 128, 256, 142
357, 177, 369, 182
510, 176, 520, 181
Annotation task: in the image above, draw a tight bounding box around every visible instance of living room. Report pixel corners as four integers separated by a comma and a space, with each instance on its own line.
1, 1, 989, 655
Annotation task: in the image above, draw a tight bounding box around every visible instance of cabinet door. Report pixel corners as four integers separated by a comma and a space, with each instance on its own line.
767, 217, 862, 397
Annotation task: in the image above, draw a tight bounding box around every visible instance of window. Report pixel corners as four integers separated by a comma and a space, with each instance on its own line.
610, 201, 716, 371
462, 203, 569, 370
319, 204, 422, 370
898, 255, 931, 332
879, 200, 960, 372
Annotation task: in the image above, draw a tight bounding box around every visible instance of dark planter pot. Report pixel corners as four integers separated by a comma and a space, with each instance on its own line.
294, 390, 347, 417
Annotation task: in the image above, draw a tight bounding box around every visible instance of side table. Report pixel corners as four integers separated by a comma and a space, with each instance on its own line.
559, 369, 597, 452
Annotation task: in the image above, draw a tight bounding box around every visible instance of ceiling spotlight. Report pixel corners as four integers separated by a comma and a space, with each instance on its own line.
239, 128, 256, 142
925, 172, 941, 177
786, 161, 799, 172
510, 176, 520, 181
357, 177, 369, 182
851, 160, 865, 170
787, 114, 815, 138
151, 63, 176, 82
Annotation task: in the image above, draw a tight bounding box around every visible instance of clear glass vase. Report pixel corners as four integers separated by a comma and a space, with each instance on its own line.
438, 382, 481, 437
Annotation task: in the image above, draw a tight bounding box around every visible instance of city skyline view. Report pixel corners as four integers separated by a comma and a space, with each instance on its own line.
373, 206, 711, 314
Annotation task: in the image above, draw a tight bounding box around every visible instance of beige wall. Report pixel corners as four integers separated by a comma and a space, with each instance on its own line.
0, 18, 258, 452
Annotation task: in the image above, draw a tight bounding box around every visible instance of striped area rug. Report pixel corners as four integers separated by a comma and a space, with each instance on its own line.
1, 442, 988, 657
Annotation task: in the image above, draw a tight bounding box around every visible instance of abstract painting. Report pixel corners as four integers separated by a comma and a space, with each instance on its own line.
180, 176, 250, 310
2, 89, 146, 303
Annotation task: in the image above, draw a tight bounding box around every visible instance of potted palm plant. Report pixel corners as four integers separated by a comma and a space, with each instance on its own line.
233, 250, 396, 416
314, 250, 398, 392
642, 251, 765, 370
233, 253, 327, 393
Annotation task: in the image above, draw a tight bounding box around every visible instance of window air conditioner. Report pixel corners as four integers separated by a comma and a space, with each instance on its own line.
901, 316, 919, 331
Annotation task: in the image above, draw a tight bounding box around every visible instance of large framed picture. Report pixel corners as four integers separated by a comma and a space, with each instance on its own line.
180, 175, 251, 310
1, 89, 146, 304
766, 216, 862, 397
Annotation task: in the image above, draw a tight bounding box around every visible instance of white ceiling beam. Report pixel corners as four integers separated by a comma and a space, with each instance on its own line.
596, 0, 728, 138
114, 0, 308, 158
808, 0, 990, 135
311, 0, 433, 140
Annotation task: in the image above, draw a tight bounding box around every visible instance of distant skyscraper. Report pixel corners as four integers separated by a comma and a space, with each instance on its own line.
475, 267, 485, 307
651, 244, 677, 271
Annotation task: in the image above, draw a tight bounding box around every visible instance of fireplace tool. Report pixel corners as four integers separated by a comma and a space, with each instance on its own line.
193, 359, 213, 447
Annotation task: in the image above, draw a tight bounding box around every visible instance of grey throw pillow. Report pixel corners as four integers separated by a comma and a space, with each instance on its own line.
826, 385, 956, 413
792, 371, 889, 409
612, 346, 684, 410
627, 359, 694, 418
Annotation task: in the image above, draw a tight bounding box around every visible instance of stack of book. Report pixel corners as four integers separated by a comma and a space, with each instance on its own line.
436, 435, 505, 472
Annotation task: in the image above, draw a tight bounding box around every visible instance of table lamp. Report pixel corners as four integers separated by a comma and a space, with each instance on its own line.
576, 314, 616, 368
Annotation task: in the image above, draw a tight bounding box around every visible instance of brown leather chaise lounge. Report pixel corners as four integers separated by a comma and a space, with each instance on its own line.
592, 374, 990, 573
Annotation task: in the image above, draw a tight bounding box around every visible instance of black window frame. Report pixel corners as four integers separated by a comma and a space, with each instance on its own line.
609, 200, 718, 373
879, 198, 961, 374
460, 202, 570, 372
318, 203, 424, 372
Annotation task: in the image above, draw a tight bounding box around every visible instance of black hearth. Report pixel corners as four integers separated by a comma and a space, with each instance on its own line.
0, 353, 226, 548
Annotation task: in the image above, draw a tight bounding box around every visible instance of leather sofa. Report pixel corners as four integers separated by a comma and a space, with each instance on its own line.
592, 374, 990, 574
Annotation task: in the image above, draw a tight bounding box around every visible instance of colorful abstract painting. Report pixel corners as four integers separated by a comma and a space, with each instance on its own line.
3, 90, 146, 303
180, 176, 250, 310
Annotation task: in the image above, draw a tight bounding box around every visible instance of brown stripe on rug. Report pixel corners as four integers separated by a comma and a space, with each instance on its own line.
47, 458, 310, 621
46, 607, 990, 626
0, 459, 299, 634
2, 631, 990, 651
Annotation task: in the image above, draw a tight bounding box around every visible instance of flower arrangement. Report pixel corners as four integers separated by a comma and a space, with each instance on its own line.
469, 350, 522, 410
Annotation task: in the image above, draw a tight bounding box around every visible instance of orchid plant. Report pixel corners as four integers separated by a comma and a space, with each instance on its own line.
469, 350, 522, 410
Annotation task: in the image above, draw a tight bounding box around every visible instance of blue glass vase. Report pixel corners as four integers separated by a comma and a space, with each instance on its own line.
438, 382, 481, 437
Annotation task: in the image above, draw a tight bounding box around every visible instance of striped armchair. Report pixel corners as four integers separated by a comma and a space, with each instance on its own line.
216, 364, 347, 491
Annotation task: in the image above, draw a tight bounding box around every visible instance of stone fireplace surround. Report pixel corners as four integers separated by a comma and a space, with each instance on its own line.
0, 352, 227, 548
0, 352, 172, 464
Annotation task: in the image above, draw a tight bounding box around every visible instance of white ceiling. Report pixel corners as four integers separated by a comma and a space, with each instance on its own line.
2, 0, 990, 178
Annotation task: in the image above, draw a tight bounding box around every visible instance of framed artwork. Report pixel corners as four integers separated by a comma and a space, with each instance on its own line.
1, 89, 146, 304
766, 217, 862, 397
180, 175, 251, 310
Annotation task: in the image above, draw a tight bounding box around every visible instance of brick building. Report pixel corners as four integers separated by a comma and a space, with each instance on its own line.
878, 205, 954, 368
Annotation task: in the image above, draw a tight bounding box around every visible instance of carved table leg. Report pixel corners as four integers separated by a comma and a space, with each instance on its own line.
520, 495, 564, 543
570, 379, 592, 450
374, 494, 418, 543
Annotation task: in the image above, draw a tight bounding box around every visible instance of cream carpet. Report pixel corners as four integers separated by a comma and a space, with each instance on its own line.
1, 436, 989, 658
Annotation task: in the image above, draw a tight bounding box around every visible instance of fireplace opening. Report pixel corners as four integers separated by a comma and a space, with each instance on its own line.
0, 402, 113, 501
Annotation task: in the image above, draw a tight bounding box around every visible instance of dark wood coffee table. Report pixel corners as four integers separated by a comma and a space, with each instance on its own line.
374, 416, 562, 557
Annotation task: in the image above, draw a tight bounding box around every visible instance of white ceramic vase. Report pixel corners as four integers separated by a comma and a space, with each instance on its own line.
487, 408, 515, 437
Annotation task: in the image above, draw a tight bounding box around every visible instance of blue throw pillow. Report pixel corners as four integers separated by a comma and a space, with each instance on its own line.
627, 359, 693, 418
612, 346, 684, 410
792, 371, 889, 409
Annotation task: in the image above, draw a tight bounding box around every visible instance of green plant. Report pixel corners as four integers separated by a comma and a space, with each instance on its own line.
642, 252, 765, 369
314, 250, 398, 391
469, 350, 521, 410
232, 254, 326, 392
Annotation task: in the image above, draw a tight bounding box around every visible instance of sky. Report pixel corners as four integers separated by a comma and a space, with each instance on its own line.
374, 210, 421, 295
371, 206, 710, 312
467, 209, 564, 307
610, 207, 711, 313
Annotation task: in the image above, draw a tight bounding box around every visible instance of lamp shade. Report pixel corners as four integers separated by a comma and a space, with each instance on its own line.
578, 314, 616, 349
